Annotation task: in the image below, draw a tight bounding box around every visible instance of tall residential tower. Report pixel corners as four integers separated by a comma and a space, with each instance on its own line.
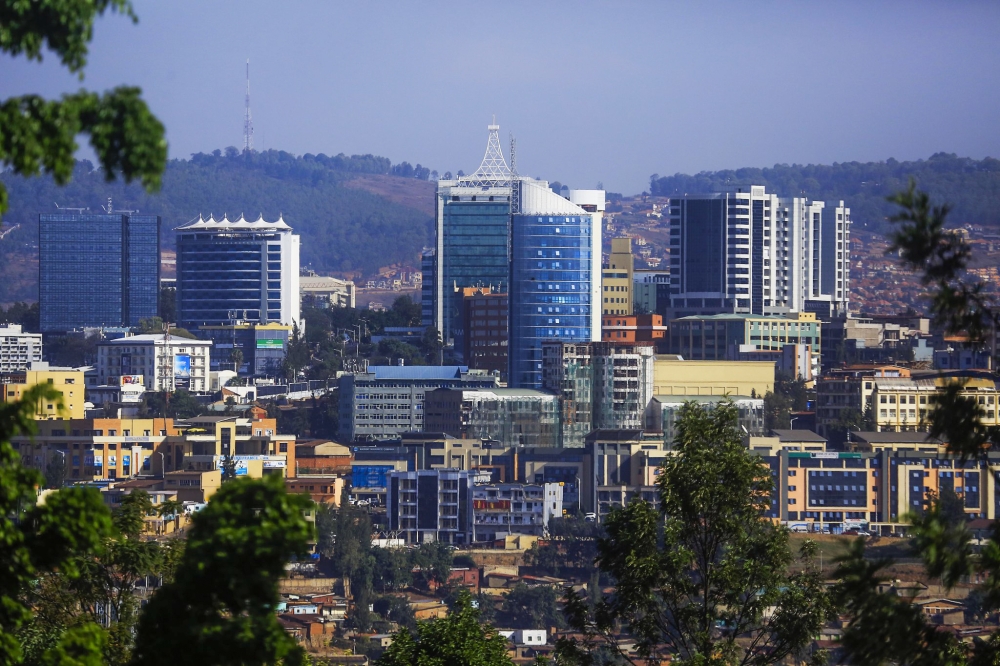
666, 186, 850, 319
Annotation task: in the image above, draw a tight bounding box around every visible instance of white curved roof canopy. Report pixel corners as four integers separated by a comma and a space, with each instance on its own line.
175, 213, 292, 232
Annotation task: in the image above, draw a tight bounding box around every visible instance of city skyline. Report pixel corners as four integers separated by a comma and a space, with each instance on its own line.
3, 1, 999, 193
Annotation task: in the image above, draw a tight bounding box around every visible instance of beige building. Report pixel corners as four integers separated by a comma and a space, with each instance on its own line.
1, 364, 87, 419
872, 376, 1000, 433
299, 274, 356, 309
602, 237, 634, 315
653, 356, 774, 397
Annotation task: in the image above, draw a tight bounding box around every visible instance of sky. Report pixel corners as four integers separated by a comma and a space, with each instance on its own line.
4, 1, 1000, 194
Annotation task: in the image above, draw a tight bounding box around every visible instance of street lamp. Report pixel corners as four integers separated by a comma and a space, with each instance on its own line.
789, 416, 799, 430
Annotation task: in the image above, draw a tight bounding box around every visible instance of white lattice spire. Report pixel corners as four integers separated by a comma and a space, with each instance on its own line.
463, 116, 512, 186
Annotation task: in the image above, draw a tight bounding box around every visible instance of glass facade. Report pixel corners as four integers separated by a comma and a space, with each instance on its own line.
39, 213, 160, 332
178, 232, 284, 327
510, 214, 594, 389
440, 201, 510, 349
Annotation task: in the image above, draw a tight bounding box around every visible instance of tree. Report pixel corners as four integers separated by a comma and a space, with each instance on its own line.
130, 475, 314, 666
558, 401, 832, 666
0, 0, 166, 216
158, 285, 176, 323
410, 541, 453, 592
421, 326, 443, 365
0, 384, 116, 666
157, 498, 183, 533
284, 323, 310, 380
230, 347, 244, 374
376, 590, 513, 666
497, 583, 565, 630
828, 184, 1000, 665
44, 451, 67, 489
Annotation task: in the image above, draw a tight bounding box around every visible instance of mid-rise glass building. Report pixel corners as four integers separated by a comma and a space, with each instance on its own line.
175, 214, 300, 329
39, 212, 160, 333
509, 181, 603, 389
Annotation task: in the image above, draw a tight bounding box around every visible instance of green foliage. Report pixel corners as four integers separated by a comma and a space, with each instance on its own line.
650, 153, 1000, 234
130, 475, 314, 666
496, 584, 565, 631
762, 371, 808, 432
410, 542, 454, 592
138, 390, 205, 419
1, 384, 116, 666
526, 516, 601, 578
0, 301, 40, 331
0, 0, 166, 217
886, 182, 1000, 458
376, 590, 513, 666
558, 401, 833, 666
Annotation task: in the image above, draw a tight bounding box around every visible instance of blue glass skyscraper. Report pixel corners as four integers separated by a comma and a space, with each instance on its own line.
509, 182, 603, 389
39, 211, 161, 333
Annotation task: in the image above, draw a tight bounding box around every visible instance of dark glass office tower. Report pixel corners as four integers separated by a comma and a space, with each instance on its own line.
39, 212, 161, 332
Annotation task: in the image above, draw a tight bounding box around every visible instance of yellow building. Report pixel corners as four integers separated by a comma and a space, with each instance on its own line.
653, 356, 775, 397
872, 376, 1000, 433
1, 365, 86, 419
602, 237, 633, 315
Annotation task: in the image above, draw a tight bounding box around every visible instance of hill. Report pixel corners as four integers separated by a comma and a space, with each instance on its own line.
0, 149, 436, 303
649, 152, 1000, 232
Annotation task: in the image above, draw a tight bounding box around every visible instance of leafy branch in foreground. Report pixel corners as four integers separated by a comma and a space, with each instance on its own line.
832, 184, 1000, 665
0, 0, 166, 214
0, 384, 115, 666
888, 179, 1000, 458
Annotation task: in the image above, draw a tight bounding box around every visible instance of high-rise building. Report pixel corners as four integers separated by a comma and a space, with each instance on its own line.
39, 211, 160, 332
432, 124, 513, 351
666, 186, 850, 318
602, 237, 634, 315
509, 181, 603, 389
591, 342, 655, 431
541, 341, 593, 448
175, 214, 300, 329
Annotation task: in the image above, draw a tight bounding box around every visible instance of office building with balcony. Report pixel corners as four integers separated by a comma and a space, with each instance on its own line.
387, 469, 475, 544
175, 214, 300, 329
472, 482, 563, 542
96, 334, 212, 393
423, 388, 560, 448
591, 342, 655, 431
541, 342, 593, 448
39, 210, 160, 332
0, 325, 42, 372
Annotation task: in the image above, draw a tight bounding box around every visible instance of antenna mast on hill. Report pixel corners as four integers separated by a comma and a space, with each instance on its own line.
243, 59, 254, 153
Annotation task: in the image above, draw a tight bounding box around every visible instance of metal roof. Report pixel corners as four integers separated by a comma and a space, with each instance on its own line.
367, 365, 470, 380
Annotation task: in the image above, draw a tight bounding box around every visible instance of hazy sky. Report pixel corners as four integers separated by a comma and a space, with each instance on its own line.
4, 1, 1000, 193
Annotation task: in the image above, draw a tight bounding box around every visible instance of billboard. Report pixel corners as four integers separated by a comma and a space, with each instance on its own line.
174, 354, 191, 390
256, 339, 284, 349
473, 499, 511, 512
119, 375, 143, 386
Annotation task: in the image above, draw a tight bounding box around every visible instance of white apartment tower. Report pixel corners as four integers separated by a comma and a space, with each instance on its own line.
667, 186, 850, 318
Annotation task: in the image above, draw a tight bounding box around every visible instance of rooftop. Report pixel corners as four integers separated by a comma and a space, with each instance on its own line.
102, 334, 211, 345
175, 213, 292, 233
771, 429, 828, 443
850, 431, 944, 445
363, 365, 472, 380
